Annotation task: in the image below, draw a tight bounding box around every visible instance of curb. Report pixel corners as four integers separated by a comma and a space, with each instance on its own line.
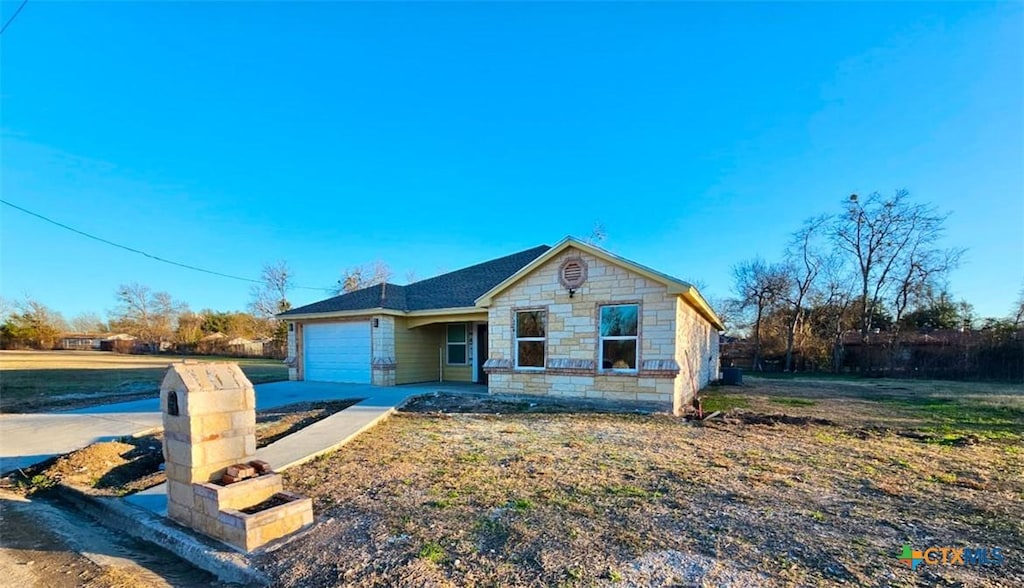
55, 483, 268, 586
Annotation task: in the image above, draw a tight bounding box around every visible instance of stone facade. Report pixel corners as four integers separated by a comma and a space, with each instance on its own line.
673, 296, 721, 410
486, 246, 715, 415
286, 324, 299, 381
371, 314, 397, 386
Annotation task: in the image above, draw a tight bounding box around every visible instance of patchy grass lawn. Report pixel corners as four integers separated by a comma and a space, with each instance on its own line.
0, 350, 288, 413
258, 378, 1023, 588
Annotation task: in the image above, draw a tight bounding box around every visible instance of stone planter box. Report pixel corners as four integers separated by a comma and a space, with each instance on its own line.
189, 473, 313, 552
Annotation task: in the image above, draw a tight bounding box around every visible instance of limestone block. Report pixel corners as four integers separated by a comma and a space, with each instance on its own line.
637, 392, 669, 402
164, 438, 199, 468
168, 504, 192, 528
200, 435, 252, 465
603, 390, 638, 402
167, 480, 195, 508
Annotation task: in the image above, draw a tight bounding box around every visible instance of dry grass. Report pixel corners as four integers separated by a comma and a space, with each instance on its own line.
258, 378, 1023, 587
0, 350, 288, 413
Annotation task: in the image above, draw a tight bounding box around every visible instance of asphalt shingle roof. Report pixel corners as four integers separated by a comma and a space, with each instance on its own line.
280, 245, 550, 316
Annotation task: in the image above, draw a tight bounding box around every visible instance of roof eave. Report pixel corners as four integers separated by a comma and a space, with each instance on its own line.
277, 308, 404, 320
681, 286, 726, 331
278, 305, 488, 321
406, 306, 482, 317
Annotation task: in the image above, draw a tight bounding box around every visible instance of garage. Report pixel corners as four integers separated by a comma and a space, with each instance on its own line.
303, 321, 371, 383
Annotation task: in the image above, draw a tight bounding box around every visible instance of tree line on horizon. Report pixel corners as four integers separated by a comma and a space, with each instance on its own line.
2, 200, 1020, 380
720, 190, 1023, 381
0, 260, 401, 354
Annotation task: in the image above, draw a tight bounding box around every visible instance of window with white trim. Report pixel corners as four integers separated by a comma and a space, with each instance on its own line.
447, 323, 468, 365
515, 310, 546, 368
600, 304, 638, 371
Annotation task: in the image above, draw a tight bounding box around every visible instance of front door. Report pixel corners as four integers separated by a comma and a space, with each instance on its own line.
476, 323, 488, 385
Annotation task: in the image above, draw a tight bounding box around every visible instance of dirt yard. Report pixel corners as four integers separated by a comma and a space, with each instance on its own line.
254, 378, 1022, 587
3, 400, 360, 497
0, 491, 228, 587
0, 350, 288, 413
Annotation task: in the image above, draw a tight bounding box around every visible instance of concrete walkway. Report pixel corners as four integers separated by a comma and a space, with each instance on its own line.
0, 412, 163, 474
126, 382, 478, 515
0, 381, 401, 475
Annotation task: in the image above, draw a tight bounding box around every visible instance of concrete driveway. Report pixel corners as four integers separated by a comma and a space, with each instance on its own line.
0, 381, 381, 475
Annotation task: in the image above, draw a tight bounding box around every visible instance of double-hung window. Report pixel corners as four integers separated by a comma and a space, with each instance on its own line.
600, 304, 639, 371
515, 310, 546, 369
447, 324, 468, 364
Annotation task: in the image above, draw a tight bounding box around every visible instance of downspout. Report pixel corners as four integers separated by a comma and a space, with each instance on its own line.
439, 347, 444, 383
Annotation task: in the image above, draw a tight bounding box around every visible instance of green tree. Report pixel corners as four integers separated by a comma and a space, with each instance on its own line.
901, 291, 962, 330
0, 298, 67, 349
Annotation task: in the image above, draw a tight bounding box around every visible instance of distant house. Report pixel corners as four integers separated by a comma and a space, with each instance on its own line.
197, 332, 229, 354
226, 337, 265, 357
99, 333, 137, 352
59, 334, 106, 350
279, 237, 723, 415
196, 333, 266, 357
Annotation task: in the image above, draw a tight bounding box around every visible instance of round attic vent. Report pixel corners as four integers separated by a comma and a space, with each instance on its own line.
558, 257, 588, 289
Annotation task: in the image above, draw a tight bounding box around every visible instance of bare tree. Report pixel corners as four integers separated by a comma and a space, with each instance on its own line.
585, 221, 607, 245
813, 261, 858, 372
110, 283, 185, 346
780, 215, 830, 371
832, 190, 962, 341
1014, 285, 1024, 328
69, 312, 106, 334
732, 259, 791, 370
0, 296, 14, 320
405, 269, 418, 284
249, 261, 293, 319
684, 277, 710, 292
889, 247, 960, 336
336, 261, 392, 294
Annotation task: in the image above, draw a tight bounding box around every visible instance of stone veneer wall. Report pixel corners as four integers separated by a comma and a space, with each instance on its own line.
371, 314, 397, 386
673, 297, 720, 411
487, 246, 696, 413
286, 324, 298, 381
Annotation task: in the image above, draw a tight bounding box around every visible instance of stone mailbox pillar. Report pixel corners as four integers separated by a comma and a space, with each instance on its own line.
160, 361, 313, 551
161, 362, 257, 517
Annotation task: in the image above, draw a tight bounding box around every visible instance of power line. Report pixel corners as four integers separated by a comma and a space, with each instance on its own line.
0, 0, 29, 35
0, 198, 333, 292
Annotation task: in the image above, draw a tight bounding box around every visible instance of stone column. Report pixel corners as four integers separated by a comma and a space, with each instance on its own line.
160, 362, 257, 526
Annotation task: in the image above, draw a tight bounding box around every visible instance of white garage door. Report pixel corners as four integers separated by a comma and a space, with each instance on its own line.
303, 321, 371, 383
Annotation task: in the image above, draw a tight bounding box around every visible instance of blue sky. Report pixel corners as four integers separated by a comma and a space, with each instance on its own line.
2, 2, 1022, 322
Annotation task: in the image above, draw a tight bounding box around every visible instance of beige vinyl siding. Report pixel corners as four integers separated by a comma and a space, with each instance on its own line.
393, 319, 475, 384
441, 365, 472, 382
394, 319, 444, 384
